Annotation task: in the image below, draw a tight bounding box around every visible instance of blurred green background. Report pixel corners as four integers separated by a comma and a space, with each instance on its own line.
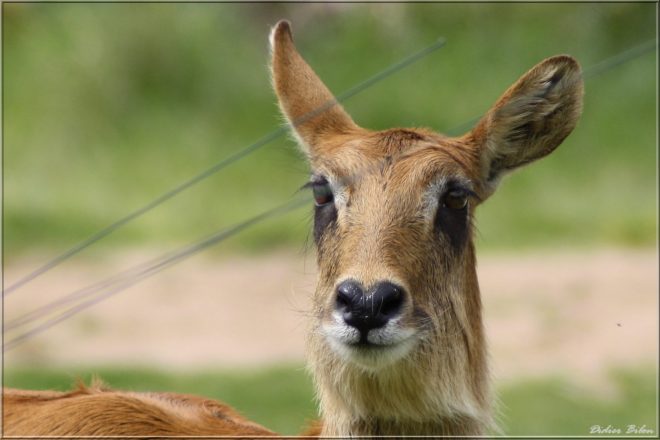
3, 3, 657, 437
3, 3, 656, 257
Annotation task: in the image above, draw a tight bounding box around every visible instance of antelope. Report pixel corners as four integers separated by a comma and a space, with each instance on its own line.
2, 20, 583, 437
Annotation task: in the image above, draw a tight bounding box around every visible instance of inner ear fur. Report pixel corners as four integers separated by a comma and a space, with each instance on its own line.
471, 55, 584, 193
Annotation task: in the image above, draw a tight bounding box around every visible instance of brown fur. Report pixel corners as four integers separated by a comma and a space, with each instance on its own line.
3, 379, 276, 437
270, 20, 583, 437
2, 20, 583, 438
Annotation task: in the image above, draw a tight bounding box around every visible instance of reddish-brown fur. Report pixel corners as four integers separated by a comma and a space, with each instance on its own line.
2, 20, 583, 438
3, 380, 276, 437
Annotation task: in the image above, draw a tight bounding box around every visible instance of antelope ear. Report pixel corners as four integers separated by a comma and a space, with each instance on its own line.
470, 55, 584, 196
270, 20, 358, 156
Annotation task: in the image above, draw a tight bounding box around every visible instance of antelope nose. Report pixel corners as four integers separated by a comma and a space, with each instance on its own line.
335, 280, 405, 336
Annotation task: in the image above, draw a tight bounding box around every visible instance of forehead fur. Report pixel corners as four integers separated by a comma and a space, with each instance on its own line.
309, 127, 482, 190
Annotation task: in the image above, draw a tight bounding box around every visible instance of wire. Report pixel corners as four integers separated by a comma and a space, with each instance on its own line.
4, 37, 655, 350
3, 194, 310, 352
582, 38, 656, 79
3, 37, 447, 297
445, 38, 656, 136
5, 253, 180, 332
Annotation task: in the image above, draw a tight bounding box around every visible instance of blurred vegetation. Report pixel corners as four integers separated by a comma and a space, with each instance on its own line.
497, 368, 657, 436
5, 365, 656, 436
3, 3, 657, 259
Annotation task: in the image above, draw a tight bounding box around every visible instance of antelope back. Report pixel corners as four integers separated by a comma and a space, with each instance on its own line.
2, 382, 276, 436
271, 20, 583, 435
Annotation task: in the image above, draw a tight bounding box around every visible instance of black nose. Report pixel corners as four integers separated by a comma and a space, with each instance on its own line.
335, 280, 405, 336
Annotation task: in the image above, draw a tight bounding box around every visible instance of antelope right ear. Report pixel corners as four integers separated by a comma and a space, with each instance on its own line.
470, 55, 584, 196
270, 20, 358, 157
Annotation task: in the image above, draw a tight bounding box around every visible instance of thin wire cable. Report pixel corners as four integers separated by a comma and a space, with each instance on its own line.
6, 37, 651, 297
3, 194, 310, 352
445, 38, 656, 136
582, 38, 656, 79
4, 37, 655, 349
5, 252, 180, 331
2, 36, 449, 343
3, 37, 447, 297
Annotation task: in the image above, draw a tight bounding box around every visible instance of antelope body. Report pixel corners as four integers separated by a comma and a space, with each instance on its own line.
2, 20, 583, 438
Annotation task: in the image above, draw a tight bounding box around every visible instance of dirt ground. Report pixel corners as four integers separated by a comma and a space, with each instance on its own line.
4, 247, 658, 388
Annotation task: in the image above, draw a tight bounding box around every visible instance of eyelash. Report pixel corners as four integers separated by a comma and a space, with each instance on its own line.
442, 185, 478, 209
304, 177, 334, 207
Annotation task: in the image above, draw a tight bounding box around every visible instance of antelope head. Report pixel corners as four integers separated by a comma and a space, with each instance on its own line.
270, 20, 583, 436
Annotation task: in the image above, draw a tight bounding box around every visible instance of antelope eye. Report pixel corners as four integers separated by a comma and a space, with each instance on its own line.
443, 189, 468, 210
312, 179, 334, 206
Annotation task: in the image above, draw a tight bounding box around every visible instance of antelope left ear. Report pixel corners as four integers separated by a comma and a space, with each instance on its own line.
470, 55, 584, 195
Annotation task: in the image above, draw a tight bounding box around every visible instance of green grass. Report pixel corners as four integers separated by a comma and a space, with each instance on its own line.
3, 3, 657, 258
4, 365, 656, 436
498, 368, 657, 436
